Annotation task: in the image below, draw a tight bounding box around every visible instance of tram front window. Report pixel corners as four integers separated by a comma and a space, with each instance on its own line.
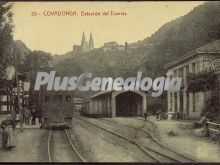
58, 95, 62, 102
53, 95, 62, 102
45, 95, 49, 102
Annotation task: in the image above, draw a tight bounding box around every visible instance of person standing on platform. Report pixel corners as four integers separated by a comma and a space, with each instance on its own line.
31, 106, 36, 125
0, 115, 16, 150
24, 105, 31, 125
11, 106, 17, 123
37, 109, 43, 124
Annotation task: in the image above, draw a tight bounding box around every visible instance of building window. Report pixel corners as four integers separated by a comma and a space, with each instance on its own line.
197, 62, 200, 72
53, 95, 58, 101
186, 66, 189, 74
174, 70, 177, 77
174, 93, 177, 112
178, 68, 183, 77
179, 68, 184, 85
192, 63, 196, 73
45, 95, 49, 102
185, 66, 190, 86
66, 95, 71, 102
192, 92, 196, 112
53, 95, 63, 102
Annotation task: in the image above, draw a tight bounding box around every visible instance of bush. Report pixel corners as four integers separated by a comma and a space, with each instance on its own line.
187, 71, 217, 92
201, 91, 220, 121
187, 71, 220, 121
192, 122, 202, 129
147, 94, 166, 115
167, 131, 178, 136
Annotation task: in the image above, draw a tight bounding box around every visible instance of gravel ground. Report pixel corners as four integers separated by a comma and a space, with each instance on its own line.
0, 128, 49, 162
50, 130, 81, 162
148, 117, 220, 162
107, 116, 220, 162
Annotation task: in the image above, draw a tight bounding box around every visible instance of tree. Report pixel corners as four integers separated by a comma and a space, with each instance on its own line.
187, 71, 220, 120
0, 2, 13, 85
21, 50, 53, 72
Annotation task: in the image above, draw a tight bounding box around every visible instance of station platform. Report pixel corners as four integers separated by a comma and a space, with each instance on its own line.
0, 115, 42, 129
16, 120, 42, 129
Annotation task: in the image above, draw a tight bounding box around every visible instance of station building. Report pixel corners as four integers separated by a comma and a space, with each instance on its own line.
82, 90, 147, 117
102, 42, 124, 52
164, 39, 220, 119
0, 78, 30, 115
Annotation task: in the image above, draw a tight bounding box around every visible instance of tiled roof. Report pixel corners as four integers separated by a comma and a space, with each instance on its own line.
196, 39, 220, 52
164, 39, 220, 69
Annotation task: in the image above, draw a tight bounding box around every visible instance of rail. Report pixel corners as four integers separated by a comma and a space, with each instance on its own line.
74, 115, 160, 162
47, 129, 85, 162
47, 130, 52, 162
64, 129, 86, 162
99, 118, 195, 162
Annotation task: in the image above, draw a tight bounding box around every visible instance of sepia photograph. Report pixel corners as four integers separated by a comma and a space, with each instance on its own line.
0, 1, 220, 163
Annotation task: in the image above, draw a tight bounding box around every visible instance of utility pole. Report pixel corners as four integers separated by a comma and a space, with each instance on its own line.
14, 46, 23, 132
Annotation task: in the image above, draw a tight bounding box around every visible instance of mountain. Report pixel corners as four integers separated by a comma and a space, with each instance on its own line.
134, 1, 220, 73
54, 2, 220, 78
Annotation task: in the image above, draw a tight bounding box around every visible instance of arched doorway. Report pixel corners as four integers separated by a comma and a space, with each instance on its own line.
115, 91, 143, 117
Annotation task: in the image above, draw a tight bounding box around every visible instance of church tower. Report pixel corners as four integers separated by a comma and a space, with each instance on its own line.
81, 32, 87, 52
89, 32, 94, 50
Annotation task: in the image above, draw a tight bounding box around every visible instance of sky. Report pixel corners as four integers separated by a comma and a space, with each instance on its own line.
12, 1, 205, 55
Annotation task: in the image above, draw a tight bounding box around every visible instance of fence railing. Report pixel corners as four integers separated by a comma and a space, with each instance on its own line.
205, 120, 220, 136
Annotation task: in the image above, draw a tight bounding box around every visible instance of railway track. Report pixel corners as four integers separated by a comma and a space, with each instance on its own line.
47, 129, 85, 162
132, 117, 156, 132
74, 118, 143, 162
88, 117, 181, 162
131, 117, 198, 161
98, 118, 196, 163
74, 115, 170, 162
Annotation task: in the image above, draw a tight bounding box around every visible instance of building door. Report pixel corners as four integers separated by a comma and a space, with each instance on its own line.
116, 91, 142, 117
180, 92, 183, 112
186, 92, 189, 114
55, 105, 64, 123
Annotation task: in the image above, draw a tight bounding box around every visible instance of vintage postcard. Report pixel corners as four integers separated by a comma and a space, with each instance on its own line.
0, 1, 219, 163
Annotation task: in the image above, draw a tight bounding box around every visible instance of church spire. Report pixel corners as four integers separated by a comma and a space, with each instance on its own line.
89, 32, 94, 49
81, 31, 87, 51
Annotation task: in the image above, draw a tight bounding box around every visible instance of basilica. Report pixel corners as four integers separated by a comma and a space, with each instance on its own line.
73, 32, 94, 54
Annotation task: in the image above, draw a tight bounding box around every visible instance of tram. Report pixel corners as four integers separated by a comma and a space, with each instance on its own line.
41, 90, 73, 129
